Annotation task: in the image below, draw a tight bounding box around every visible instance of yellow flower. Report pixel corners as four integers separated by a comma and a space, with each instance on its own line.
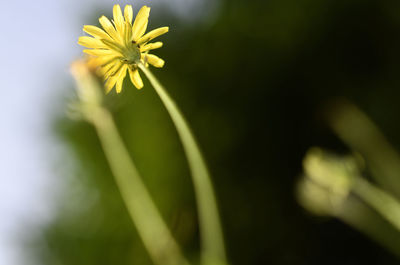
78, 4, 168, 93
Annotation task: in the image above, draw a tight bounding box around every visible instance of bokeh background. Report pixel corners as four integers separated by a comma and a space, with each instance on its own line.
3, 0, 400, 264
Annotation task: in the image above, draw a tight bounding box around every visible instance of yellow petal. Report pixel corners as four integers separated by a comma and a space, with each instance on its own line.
83, 25, 112, 41
78, 36, 107, 49
105, 76, 118, 93
140, 42, 163, 52
129, 68, 143, 89
104, 63, 125, 93
100, 39, 124, 53
99, 15, 120, 41
137, 27, 169, 45
91, 54, 120, 67
83, 49, 115, 56
145, 54, 165, 68
132, 6, 150, 41
115, 65, 128, 93
103, 60, 123, 79
113, 5, 125, 34
124, 5, 133, 24
101, 61, 118, 76
124, 20, 133, 45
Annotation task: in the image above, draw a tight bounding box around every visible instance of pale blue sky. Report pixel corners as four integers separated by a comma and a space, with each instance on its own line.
0, 0, 219, 264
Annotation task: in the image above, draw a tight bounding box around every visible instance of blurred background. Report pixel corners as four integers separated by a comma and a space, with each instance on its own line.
3, 0, 400, 264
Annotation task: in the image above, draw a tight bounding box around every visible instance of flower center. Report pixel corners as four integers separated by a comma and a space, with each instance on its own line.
123, 44, 141, 65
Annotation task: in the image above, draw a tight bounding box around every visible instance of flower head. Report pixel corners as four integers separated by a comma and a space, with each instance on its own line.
78, 5, 168, 93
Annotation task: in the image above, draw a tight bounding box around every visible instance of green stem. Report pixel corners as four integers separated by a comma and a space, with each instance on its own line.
139, 64, 227, 265
334, 195, 400, 258
352, 177, 400, 231
328, 102, 400, 196
91, 107, 189, 265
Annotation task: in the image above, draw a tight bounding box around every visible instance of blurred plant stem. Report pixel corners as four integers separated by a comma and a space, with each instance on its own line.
92, 109, 189, 265
352, 177, 400, 231
71, 61, 189, 265
298, 147, 400, 257
328, 102, 400, 197
298, 173, 400, 257
339, 177, 400, 257
139, 63, 228, 265
334, 195, 400, 258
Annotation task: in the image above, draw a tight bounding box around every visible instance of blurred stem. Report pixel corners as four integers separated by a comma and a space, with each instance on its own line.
139, 64, 227, 265
91, 107, 189, 265
334, 195, 400, 258
352, 176, 400, 231
328, 102, 400, 196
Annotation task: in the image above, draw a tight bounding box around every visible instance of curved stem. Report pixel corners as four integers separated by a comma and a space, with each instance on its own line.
328, 102, 400, 196
139, 64, 227, 265
352, 177, 400, 231
91, 107, 189, 265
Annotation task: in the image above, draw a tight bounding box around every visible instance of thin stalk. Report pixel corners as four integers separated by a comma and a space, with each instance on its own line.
139, 64, 227, 265
352, 177, 400, 231
334, 196, 400, 258
328, 102, 400, 196
91, 107, 189, 265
